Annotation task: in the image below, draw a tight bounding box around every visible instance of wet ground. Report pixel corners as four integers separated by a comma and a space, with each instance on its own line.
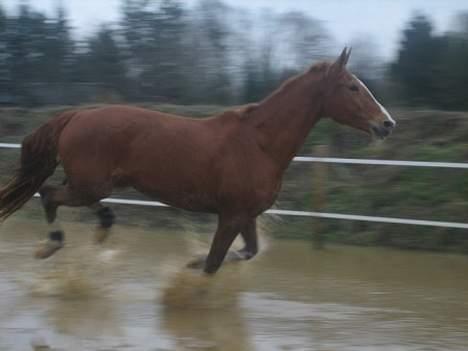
1, 218, 468, 350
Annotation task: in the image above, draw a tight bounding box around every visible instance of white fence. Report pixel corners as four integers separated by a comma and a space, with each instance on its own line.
2, 142, 468, 230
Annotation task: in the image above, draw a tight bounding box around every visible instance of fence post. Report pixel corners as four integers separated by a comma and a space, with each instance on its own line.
312, 145, 329, 249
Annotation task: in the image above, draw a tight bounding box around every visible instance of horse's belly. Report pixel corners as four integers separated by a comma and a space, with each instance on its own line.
145, 191, 218, 213
132, 179, 219, 213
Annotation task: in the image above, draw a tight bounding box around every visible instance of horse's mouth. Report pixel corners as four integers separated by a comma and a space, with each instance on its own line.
370, 125, 391, 140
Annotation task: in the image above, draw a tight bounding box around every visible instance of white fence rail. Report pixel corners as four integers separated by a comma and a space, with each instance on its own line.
3, 142, 468, 230
294, 156, 468, 169
0, 143, 21, 149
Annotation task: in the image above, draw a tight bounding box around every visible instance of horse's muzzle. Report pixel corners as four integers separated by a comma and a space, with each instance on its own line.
370, 120, 395, 139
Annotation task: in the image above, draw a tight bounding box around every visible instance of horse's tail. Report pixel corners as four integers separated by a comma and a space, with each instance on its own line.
0, 111, 75, 221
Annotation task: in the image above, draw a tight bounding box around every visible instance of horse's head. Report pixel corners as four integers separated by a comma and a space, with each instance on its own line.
321, 48, 396, 139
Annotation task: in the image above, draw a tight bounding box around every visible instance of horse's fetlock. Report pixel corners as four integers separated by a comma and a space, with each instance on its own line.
238, 248, 257, 260
49, 230, 64, 242
97, 206, 115, 228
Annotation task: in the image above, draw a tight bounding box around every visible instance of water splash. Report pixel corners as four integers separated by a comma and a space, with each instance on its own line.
29, 264, 96, 299
27, 243, 121, 299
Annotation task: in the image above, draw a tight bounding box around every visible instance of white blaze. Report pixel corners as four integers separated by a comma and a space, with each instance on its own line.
353, 75, 396, 125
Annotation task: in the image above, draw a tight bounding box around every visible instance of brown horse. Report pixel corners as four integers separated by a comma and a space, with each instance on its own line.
0, 48, 395, 274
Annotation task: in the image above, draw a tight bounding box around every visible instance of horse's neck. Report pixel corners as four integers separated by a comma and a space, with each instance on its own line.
249, 74, 324, 170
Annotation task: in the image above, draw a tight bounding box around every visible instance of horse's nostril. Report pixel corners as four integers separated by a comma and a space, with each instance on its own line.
383, 120, 394, 129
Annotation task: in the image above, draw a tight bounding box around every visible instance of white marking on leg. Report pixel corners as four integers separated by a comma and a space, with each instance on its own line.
353, 75, 396, 125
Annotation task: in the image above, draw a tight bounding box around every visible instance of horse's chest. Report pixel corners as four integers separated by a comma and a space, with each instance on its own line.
250, 177, 282, 213
222, 167, 282, 215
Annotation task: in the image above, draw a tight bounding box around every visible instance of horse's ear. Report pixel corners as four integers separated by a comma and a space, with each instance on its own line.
337, 47, 352, 67
345, 47, 352, 65
329, 47, 351, 76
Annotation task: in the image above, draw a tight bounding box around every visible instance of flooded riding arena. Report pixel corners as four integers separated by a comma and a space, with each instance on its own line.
1, 216, 468, 351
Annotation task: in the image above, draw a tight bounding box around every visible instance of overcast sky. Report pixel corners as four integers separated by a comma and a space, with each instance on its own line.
4, 0, 468, 59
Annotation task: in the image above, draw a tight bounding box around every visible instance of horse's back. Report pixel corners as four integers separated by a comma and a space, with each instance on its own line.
55, 105, 228, 207
58, 104, 207, 159
54, 104, 277, 214
58, 105, 160, 166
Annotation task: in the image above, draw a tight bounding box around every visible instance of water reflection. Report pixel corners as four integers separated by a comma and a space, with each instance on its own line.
162, 301, 251, 351
46, 297, 121, 339
159, 264, 251, 350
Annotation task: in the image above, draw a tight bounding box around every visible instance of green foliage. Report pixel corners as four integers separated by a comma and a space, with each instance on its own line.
390, 12, 468, 110
0, 5, 74, 97
391, 15, 441, 105
79, 27, 128, 96
0, 1, 330, 106
121, 0, 190, 101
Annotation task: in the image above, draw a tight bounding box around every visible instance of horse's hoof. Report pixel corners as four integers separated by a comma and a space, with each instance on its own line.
94, 228, 110, 244
235, 249, 255, 260
34, 240, 64, 259
186, 256, 206, 270
225, 250, 246, 262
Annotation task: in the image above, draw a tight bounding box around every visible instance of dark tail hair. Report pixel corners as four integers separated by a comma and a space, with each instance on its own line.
0, 111, 74, 221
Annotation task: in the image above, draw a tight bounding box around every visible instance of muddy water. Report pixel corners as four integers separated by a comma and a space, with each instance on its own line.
1, 219, 468, 351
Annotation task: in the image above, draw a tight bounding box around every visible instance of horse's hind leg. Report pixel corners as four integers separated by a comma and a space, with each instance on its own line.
89, 202, 115, 243
36, 185, 64, 259
36, 184, 110, 259
238, 218, 258, 260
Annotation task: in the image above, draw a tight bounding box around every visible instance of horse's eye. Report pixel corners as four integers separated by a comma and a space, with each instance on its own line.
349, 84, 359, 92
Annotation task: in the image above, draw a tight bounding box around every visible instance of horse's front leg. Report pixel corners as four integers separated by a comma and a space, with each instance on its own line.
187, 214, 247, 274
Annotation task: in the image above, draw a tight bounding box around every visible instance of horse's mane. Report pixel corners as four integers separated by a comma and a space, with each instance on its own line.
237, 61, 332, 120
308, 61, 332, 74
236, 103, 260, 119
